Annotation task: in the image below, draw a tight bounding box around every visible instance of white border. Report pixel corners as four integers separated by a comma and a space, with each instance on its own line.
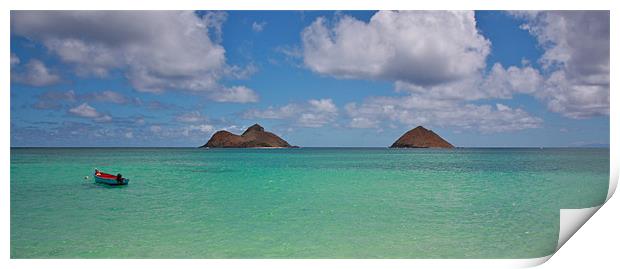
1, 0, 617, 10
2, 1, 618, 268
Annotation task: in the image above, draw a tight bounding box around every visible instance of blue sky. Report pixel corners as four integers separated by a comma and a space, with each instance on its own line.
10, 11, 609, 147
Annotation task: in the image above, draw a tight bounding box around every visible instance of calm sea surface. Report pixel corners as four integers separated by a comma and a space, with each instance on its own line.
10, 147, 609, 258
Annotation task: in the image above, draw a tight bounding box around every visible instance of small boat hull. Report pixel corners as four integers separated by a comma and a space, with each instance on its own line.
93, 169, 129, 185
94, 176, 129, 185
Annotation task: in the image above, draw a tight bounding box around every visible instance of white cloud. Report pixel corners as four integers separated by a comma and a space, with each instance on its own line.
68, 103, 112, 122
298, 10, 547, 132
345, 96, 542, 133
175, 111, 207, 123
150, 125, 162, 133
11, 59, 61, 86
542, 70, 609, 119
299, 11, 608, 123
208, 86, 259, 103
87, 90, 128, 104
11, 11, 258, 102
275, 45, 303, 60
308, 98, 338, 113
201, 11, 228, 43
301, 11, 490, 86
187, 124, 214, 134
297, 113, 331, 128
349, 117, 380, 129
33, 90, 139, 110
224, 64, 258, 80
10, 53, 20, 66
252, 21, 266, 32
514, 11, 609, 118
389, 62, 545, 102
69, 103, 99, 118
33, 90, 76, 110
244, 104, 299, 120
94, 114, 113, 123
148, 123, 215, 139
134, 117, 145, 125
482, 63, 544, 97
244, 98, 338, 127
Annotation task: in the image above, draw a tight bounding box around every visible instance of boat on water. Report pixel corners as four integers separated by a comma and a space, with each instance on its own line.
94, 169, 129, 185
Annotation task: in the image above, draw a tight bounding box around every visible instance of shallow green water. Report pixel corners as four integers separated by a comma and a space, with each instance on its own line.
10, 147, 609, 258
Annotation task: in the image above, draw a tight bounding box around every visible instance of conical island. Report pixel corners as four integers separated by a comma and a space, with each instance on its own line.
200, 124, 295, 148
390, 126, 454, 148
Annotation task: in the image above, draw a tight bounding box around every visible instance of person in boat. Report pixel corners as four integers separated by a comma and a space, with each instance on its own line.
116, 173, 123, 184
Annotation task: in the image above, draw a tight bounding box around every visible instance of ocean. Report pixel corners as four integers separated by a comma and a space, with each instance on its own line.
10, 147, 609, 258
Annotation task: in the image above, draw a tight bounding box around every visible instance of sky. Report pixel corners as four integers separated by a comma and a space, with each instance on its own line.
10, 11, 610, 147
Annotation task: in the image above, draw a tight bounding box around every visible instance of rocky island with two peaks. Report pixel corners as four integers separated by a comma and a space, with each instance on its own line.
389, 126, 454, 148
200, 124, 296, 148
201, 124, 453, 149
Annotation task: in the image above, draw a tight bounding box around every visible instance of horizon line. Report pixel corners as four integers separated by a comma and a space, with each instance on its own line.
9, 146, 610, 149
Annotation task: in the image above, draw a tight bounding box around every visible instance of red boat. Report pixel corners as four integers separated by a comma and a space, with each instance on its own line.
94, 169, 129, 185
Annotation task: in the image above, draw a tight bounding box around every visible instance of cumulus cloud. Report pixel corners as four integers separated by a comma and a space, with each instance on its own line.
165, 110, 218, 137
201, 11, 228, 43
543, 70, 609, 119
344, 95, 542, 133
308, 98, 338, 113
33, 89, 138, 110
512, 11, 610, 118
391, 62, 544, 103
244, 98, 338, 127
11, 11, 259, 102
68, 103, 112, 122
69, 103, 101, 118
134, 117, 146, 125
186, 124, 214, 134
252, 21, 266, 32
349, 117, 380, 129
298, 11, 546, 133
208, 86, 259, 103
10, 53, 20, 66
84, 90, 130, 104
11, 59, 61, 86
11, 116, 223, 146
302, 11, 490, 86
482, 63, 544, 97
150, 125, 163, 133
146, 100, 177, 111
148, 123, 215, 139
300, 10, 608, 126
32, 90, 76, 110
301, 11, 548, 103
175, 111, 207, 123
244, 104, 298, 120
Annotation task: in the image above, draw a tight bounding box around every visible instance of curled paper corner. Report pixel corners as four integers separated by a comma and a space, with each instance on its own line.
512, 209, 607, 268
556, 206, 602, 251
521, 255, 553, 268
528, 206, 603, 267
506, 255, 553, 268
606, 165, 619, 201
553, 166, 617, 251
541, 155, 618, 266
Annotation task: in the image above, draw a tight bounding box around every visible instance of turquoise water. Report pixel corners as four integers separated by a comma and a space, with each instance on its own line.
10, 148, 609, 258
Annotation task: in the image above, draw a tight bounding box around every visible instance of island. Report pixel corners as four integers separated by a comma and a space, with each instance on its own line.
390, 126, 454, 148
200, 124, 296, 148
